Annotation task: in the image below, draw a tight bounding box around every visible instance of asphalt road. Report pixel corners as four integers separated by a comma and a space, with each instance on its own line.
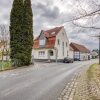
0, 60, 97, 100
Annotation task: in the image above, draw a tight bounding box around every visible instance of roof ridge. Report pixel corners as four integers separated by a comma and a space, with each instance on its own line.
44, 26, 64, 32
70, 42, 90, 53
71, 42, 84, 47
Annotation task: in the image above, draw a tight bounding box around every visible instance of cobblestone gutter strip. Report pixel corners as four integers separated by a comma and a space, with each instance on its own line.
58, 69, 82, 100
58, 64, 100, 100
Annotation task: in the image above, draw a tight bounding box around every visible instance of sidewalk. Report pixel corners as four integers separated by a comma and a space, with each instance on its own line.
58, 64, 100, 100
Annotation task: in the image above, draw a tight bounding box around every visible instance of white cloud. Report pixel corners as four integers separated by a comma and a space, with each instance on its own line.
0, 0, 99, 50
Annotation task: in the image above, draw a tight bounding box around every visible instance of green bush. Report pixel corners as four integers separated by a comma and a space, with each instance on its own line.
0, 61, 11, 71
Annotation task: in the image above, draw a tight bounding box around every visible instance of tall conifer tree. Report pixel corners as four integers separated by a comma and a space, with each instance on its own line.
10, 0, 24, 66
10, 0, 33, 66
23, 0, 33, 65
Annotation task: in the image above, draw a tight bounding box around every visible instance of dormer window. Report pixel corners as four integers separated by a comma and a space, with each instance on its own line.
39, 39, 46, 46
51, 32, 55, 35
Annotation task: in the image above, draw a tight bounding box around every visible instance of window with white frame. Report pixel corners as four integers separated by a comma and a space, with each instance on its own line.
62, 33, 64, 36
66, 42, 67, 47
62, 42, 64, 56
58, 39, 60, 45
39, 39, 45, 46
38, 51, 45, 57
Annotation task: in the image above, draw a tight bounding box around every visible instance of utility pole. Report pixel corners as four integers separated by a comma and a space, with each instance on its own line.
92, 34, 100, 65
99, 37, 100, 64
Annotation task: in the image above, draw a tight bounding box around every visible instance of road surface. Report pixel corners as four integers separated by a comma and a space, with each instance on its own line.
0, 60, 97, 100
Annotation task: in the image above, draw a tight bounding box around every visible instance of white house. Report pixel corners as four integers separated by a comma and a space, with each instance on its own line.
90, 51, 98, 59
33, 26, 70, 62
70, 42, 90, 61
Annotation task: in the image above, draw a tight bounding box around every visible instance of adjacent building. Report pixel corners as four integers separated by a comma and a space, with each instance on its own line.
33, 26, 70, 62
69, 46, 74, 59
70, 42, 90, 61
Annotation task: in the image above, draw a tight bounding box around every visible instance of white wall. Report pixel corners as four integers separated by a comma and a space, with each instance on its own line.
32, 49, 56, 60
73, 51, 90, 60
80, 53, 90, 60
69, 51, 74, 59
55, 28, 70, 59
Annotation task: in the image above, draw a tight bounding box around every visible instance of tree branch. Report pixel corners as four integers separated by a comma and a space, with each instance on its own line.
72, 21, 100, 29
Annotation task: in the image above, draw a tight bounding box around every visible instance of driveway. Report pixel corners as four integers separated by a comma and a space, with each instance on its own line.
0, 60, 97, 100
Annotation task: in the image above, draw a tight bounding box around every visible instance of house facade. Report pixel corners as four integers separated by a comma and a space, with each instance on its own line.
33, 26, 70, 62
70, 42, 90, 61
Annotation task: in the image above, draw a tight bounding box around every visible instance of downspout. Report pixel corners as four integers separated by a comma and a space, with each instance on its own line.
79, 52, 80, 61
54, 47, 58, 63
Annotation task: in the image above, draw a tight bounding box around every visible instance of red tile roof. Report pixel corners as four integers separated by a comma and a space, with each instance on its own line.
70, 46, 74, 51
33, 26, 63, 49
70, 42, 90, 53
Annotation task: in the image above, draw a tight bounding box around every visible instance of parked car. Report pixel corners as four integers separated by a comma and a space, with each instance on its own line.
63, 57, 74, 63
74, 58, 80, 61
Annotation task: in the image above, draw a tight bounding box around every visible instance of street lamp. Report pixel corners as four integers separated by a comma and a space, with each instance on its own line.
91, 34, 100, 64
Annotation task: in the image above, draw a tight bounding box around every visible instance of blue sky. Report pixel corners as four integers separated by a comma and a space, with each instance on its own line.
0, 0, 99, 50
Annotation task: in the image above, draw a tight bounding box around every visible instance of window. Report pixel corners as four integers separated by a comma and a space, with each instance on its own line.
58, 39, 60, 45
67, 51, 69, 57
66, 42, 67, 47
39, 51, 45, 57
63, 42, 64, 46
39, 39, 45, 46
62, 42, 64, 56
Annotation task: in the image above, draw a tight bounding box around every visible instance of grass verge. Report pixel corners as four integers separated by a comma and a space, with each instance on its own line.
0, 61, 12, 71
87, 63, 97, 79
87, 63, 100, 100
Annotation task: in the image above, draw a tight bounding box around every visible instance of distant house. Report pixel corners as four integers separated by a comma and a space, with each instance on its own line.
90, 51, 98, 59
70, 42, 90, 61
0, 41, 10, 61
33, 26, 70, 62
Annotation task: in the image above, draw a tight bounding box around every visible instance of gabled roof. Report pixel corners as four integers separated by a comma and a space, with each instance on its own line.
34, 26, 63, 41
70, 46, 74, 51
70, 42, 90, 53
45, 26, 63, 37
33, 26, 63, 49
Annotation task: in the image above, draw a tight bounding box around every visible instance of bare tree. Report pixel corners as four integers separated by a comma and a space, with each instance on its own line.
71, 0, 100, 30
0, 25, 10, 63
60, 0, 100, 30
